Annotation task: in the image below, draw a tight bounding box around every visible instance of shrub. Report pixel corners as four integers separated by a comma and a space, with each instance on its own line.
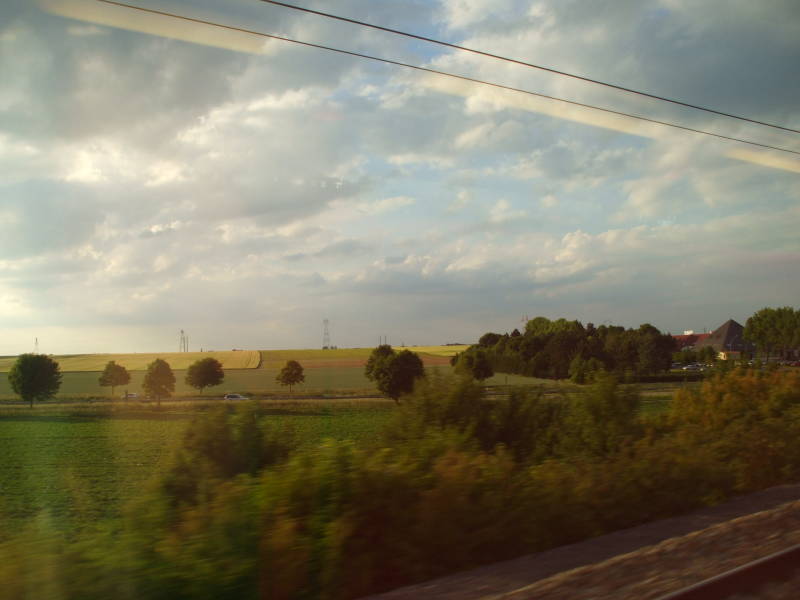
559, 372, 641, 458
161, 403, 298, 506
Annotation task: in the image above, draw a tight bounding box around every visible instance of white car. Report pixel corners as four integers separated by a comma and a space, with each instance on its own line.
223, 393, 248, 400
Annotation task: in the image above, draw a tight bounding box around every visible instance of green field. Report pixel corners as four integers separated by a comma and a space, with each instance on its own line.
0, 401, 395, 530
0, 346, 474, 399
0, 343, 690, 531
0, 365, 688, 401
0, 368, 371, 399
0, 370, 691, 531
0, 367, 567, 400
0, 365, 460, 399
0, 412, 186, 528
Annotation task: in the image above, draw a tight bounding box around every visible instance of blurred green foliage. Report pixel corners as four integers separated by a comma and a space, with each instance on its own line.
2, 368, 800, 599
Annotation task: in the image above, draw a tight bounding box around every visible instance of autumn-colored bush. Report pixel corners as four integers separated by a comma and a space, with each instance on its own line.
380, 372, 640, 462
670, 368, 800, 491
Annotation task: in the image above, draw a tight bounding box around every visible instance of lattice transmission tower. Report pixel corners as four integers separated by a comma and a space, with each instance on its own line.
322, 319, 331, 350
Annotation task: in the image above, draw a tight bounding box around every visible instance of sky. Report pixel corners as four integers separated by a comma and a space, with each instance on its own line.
1, 0, 799, 354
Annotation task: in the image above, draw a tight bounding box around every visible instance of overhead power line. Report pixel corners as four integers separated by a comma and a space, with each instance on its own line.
94, 0, 800, 156
258, 0, 800, 136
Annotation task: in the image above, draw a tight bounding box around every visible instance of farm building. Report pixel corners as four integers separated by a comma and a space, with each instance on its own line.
672, 331, 710, 350
673, 319, 753, 356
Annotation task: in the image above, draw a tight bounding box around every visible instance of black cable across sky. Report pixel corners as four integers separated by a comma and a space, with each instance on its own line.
94, 0, 800, 156
257, 0, 800, 136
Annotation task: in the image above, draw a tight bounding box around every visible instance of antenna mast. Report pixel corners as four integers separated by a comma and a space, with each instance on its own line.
323, 319, 331, 349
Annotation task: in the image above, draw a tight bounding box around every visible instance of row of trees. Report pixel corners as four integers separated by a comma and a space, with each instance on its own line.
5, 354, 307, 406
465, 317, 676, 381
672, 346, 717, 365
364, 343, 494, 403
100, 357, 224, 404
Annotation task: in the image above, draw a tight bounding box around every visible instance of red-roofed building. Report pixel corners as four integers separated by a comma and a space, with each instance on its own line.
672, 332, 710, 350
672, 320, 754, 356
694, 319, 752, 354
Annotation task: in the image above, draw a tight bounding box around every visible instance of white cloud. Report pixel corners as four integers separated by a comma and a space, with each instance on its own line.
357, 196, 416, 215
145, 161, 186, 187
448, 189, 471, 213
455, 122, 493, 149
439, 0, 520, 30
247, 89, 317, 111
541, 194, 558, 208
388, 153, 454, 169
66, 24, 106, 36
0, 0, 797, 353
489, 198, 526, 223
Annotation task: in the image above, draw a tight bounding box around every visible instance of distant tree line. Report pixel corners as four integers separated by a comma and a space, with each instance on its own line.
672, 346, 717, 365
745, 306, 800, 359
462, 316, 676, 382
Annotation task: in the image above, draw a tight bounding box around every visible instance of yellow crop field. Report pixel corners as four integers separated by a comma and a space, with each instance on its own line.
0, 346, 469, 374
258, 346, 470, 369
259, 348, 372, 363
407, 345, 469, 357
0, 350, 261, 373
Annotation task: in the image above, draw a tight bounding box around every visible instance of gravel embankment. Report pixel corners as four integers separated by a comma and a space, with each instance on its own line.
491, 500, 800, 599
366, 484, 800, 600
730, 569, 800, 600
